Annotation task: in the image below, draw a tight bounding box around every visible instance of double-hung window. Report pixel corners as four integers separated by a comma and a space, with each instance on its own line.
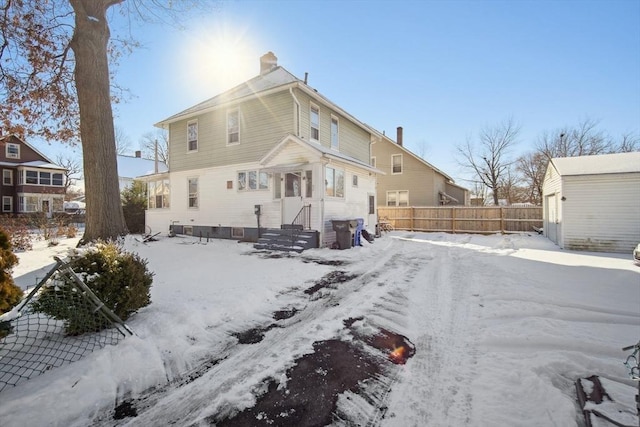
188, 178, 198, 208
6, 143, 19, 159
392, 154, 403, 174
25, 170, 38, 184
2, 196, 12, 212
187, 121, 198, 151
310, 104, 319, 141
387, 190, 408, 207
325, 166, 344, 198
227, 109, 239, 144
238, 170, 268, 191
3, 170, 12, 185
330, 116, 339, 150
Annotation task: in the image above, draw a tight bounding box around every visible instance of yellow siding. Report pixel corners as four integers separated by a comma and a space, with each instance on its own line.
294, 89, 370, 163
169, 91, 294, 172
373, 138, 448, 206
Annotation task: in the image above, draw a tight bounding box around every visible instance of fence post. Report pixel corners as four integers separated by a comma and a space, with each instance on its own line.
410, 207, 414, 231
500, 207, 505, 233
452, 207, 456, 233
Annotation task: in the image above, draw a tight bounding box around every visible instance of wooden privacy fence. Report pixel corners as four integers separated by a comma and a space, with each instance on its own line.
377, 206, 543, 234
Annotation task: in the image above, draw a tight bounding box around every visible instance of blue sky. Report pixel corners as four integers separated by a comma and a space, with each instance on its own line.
38, 0, 640, 185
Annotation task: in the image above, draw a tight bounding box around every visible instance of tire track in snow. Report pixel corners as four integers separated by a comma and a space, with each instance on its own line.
94, 237, 416, 426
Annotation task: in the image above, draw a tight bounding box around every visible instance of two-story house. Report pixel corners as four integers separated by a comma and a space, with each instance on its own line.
145, 52, 383, 249
0, 134, 66, 217
372, 127, 468, 208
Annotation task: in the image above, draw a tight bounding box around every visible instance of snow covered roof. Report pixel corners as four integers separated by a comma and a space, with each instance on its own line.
117, 155, 168, 179
551, 152, 640, 176
0, 160, 66, 170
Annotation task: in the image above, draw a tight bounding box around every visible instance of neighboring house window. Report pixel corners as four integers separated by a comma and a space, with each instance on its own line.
392, 154, 403, 174
148, 179, 170, 209
227, 109, 240, 145
330, 116, 339, 150
187, 121, 198, 151
310, 103, 319, 141
25, 170, 38, 184
20, 169, 64, 186
238, 170, 269, 191
2, 196, 12, 212
3, 169, 13, 185
352, 175, 358, 187
40, 172, 51, 185
188, 178, 198, 208
18, 196, 38, 212
387, 190, 409, 207
371, 157, 376, 168
52, 173, 64, 186
325, 166, 344, 198
6, 143, 19, 159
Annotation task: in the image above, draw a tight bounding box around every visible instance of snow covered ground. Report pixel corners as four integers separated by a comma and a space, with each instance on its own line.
0, 231, 638, 426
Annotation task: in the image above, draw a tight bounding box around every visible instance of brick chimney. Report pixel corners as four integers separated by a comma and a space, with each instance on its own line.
397, 126, 403, 146
260, 51, 278, 75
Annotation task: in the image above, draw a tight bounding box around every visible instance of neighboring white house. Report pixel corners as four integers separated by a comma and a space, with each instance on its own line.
117, 152, 168, 191
143, 52, 384, 249
542, 151, 640, 253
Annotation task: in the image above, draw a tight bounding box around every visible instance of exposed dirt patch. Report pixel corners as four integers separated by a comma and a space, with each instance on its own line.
301, 257, 349, 266
232, 324, 281, 344
113, 400, 137, 420
214, 317, 416, 426
304, 271, 358, 295
273, 308, 298, 321
212, 339, 381, 426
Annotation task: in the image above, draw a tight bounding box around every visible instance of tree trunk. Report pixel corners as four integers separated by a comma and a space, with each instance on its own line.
69, 0, 127, 242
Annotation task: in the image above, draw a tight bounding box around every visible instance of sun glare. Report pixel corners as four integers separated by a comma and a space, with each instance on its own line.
184, 22, 259, 95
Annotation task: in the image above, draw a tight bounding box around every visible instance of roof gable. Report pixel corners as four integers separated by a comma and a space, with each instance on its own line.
156, 67, 300, 126
377, 136, 454, 182
551, 152, 640, 176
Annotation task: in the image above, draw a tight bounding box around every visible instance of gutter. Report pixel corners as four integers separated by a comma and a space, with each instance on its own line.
290, 87, 301, 137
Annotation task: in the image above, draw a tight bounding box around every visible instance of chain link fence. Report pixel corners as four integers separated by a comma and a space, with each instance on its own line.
0, 258, 132, 392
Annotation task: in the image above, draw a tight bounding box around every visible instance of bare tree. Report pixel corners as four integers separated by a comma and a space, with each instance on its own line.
457, 118, 521, 206
516, 151, 547, 205
0, 1, 196, 242
115, 125, 132, 155
617, 132, 640, 153
139, 129, 169, 163
537, 117, 613, 158
55, 153, 83, 196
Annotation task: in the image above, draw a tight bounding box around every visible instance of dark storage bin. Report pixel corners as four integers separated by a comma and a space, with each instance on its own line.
332, 220, 355, 249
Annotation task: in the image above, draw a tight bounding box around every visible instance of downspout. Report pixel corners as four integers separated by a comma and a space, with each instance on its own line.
290, 87, 301, 137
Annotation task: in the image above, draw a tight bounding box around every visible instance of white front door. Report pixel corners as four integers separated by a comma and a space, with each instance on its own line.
282, 172, 303, 225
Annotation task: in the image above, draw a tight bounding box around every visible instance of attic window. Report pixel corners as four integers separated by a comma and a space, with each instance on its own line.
6, 143, 19, 159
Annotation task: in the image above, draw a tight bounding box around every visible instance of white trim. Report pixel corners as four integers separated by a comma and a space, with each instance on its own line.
6, 143, 20, 159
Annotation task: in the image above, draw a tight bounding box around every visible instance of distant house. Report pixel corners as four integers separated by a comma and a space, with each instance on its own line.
372, 127, 468, 207
117, 151, 168, 191
542, 152, 640, 253
144, 52, 384, 249
0, 135, 66, 217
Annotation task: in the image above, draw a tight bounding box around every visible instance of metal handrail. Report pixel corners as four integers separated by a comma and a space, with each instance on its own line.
291, 204, 311, 229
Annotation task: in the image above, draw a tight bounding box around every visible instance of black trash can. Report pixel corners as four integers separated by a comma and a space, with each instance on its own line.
332, 220, 353, 249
